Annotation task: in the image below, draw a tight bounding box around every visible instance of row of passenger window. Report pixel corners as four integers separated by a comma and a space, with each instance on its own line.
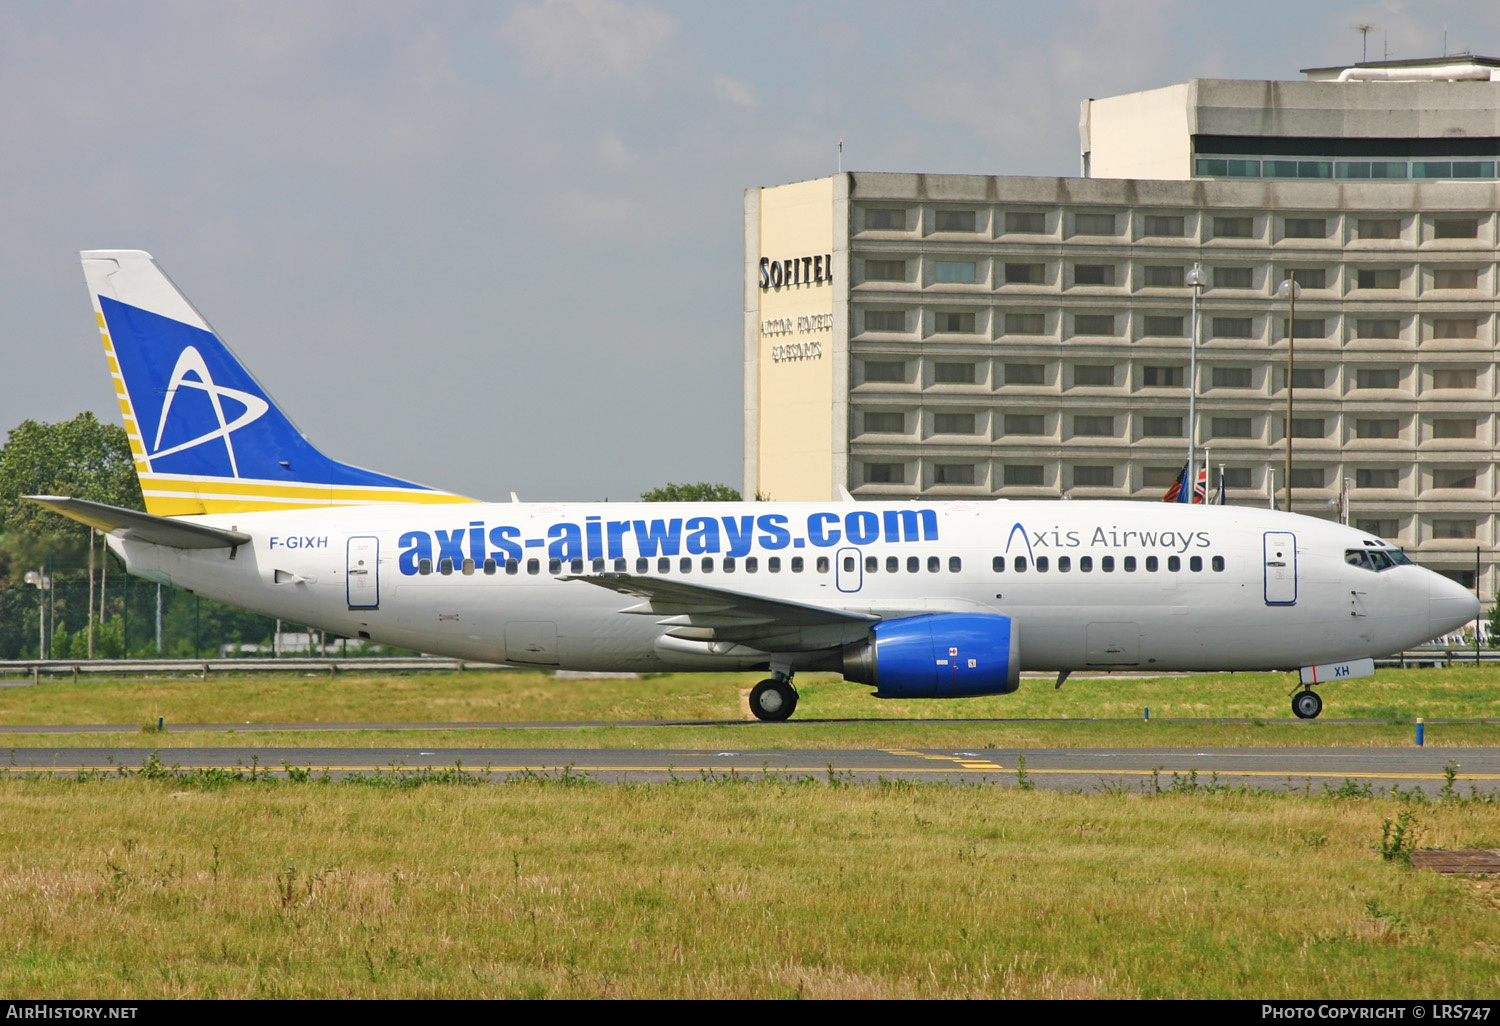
992, 554, 1226, 573
415, 552, 1228, 577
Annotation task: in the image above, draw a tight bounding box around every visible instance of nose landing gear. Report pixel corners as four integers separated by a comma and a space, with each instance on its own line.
749, 671, 798, 722
1291, 687, 1323, 720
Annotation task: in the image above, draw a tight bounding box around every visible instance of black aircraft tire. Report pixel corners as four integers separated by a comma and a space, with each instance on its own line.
750, 679, 797, 722
1292, 690, 1323, 720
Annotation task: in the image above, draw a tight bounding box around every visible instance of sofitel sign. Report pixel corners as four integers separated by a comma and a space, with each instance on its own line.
758, 254, 833, 289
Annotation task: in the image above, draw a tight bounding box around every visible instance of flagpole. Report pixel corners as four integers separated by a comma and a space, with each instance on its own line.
1186, 263, 1206, 507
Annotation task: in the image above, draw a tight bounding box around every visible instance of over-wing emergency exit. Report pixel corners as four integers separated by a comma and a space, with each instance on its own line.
29, 251, 1479, 721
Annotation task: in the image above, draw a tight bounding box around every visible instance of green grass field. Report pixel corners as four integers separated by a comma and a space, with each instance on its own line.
2, 773, 1499, 999
0, 667, 1495, 750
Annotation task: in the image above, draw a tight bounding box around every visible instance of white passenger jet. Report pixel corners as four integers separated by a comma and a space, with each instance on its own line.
28, 251, 1479, 720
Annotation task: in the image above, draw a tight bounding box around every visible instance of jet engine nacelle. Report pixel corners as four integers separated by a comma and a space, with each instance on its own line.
842, 613, 1020, 698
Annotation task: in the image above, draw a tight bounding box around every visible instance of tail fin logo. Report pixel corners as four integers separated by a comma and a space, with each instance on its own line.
148, 345, 270, 477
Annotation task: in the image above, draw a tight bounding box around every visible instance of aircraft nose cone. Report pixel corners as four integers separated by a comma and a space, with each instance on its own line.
1430, 573, 1481, 637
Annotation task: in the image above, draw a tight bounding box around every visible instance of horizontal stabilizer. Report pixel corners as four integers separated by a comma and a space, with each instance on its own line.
24, 495, 250, 549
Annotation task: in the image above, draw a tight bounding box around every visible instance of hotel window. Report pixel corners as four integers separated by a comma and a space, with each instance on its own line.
1073, 364, 1115, 387
1355, 419, 1399, 439
1142, 467, 1179, 488
1281, 319, 1326, 339
1210, 417, 1252, 439
1004, 362, 1045, 385
934, 209, 976, 232
1433, 418, 1477, 440
865, 208, 904, 230
1211, 366, 1252, 388
864, 309, 906, 332
1004, 312, 1046, 334
1143, 316, 1184, 337
1356, 519, 1399, 538
1282, 268, 1326, 289
1073, 264, 1115, 286
1433, 468, 1478, 489
1073, 415, 1115, 437
933, 362, 976, 384
1221, 468, 1251, 488
863, 463, 903, 484
865, 259, 907, 281
1355, 319, 1400, 339
1356, 268, 1400, 289
1284, 218, 1327, 239
1004, 263, 1044, 284
1290, 418, 1324, 439
934, 261, 977, 284
1003, 414, 1045, 435
935, 311, 977, 333
933, 463, 975, 485
1433, 519, 1478, 540
1142, 366, 1183, 387
1434, 268, 1479, 289
1004, 464, 1044, 486
1213, 267, 1252, 288
1288, 367, 1325, 389
863, 411, 904, 434
1433, 368, 1477, 389
1005, 211, 1046, 233
1356, 468, 1399, 489
1074, 212, 1116, 235
1433, 318, 1479, 339
1358, 219, 1400, 240
1212, 317, 1253, 338
1355, 369, 1399, 389
1142, 416, 1183, 437
1290, 468, 1326, 488
933, 413, 976, 435
1143, 215, 1185, 237
1074, 314, 1115, 335
1143, 265, 1184, 287
1072, 466, 1113, 487
1213, 217, 1253, 238
862, 360, 905, 383
1434, 218, 1479, 239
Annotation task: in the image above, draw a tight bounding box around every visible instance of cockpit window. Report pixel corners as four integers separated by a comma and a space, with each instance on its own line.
1348, 547, 1412, 571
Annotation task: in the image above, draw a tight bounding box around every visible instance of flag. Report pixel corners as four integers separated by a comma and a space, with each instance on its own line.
1163, 462, 1189, 503
1193, 464, 1208, 504
1214, 465, 1226, 506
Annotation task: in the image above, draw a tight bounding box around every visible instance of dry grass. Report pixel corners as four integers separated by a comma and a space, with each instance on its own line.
1, 775, 1498, 998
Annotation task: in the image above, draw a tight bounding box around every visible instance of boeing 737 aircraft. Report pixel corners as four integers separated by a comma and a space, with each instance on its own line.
28, 250, 1479, 720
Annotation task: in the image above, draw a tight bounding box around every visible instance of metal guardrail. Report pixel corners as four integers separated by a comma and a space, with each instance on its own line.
0, 657, 508, 682
1376, 649, 1500, 668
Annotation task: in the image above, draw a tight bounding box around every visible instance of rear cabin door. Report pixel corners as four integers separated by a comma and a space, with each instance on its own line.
1263, 531, 1297, 606
347, 536, 380, 610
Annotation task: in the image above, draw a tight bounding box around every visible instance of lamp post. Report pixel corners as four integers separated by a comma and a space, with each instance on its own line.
1274, 278, 1302, 512
1186, 263, 1207, 501
23, 569, 50, 658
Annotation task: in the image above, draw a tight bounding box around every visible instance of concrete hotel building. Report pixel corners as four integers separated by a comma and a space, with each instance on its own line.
743, 57, 1500, 596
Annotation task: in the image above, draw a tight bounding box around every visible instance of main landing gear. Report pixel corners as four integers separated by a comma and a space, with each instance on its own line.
1291, 687, 1323, 720
750, 671, 798, 722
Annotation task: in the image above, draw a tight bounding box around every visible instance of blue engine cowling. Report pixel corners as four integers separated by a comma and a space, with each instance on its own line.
841, 613, 1020, 698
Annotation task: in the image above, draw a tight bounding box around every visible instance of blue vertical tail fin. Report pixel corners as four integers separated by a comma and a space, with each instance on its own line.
82, 250, 473, 516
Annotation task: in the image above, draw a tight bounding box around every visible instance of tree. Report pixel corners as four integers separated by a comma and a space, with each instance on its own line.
0, 412, 143, 548
639, 482, 741, 502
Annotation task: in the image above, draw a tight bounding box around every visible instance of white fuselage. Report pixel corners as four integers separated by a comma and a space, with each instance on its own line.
107, 499, 1477, 675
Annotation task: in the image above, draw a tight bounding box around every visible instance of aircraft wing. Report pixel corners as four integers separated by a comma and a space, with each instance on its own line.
563, 571, 877, 649
24, 495, 251, 549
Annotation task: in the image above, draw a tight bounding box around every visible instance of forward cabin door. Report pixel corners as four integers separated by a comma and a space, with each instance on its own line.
347, 536, 380, 610
1263, 531, 1297, 606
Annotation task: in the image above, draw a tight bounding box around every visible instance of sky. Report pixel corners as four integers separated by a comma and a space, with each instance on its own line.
3, 0, 1497, 501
